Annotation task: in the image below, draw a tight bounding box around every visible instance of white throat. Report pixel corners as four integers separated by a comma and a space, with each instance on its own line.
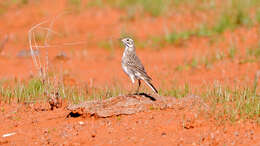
122, 45, 134, 59
125, 45, 134, 52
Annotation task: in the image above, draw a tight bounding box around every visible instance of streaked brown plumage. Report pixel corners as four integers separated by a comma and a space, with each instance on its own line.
121, 37, 158, 94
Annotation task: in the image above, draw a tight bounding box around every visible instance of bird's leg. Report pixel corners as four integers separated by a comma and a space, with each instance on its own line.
136, 80, 141, 95
127, 76, 135, 95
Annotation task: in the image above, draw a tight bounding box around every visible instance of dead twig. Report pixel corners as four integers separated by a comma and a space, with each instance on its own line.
28, 20, 48, 76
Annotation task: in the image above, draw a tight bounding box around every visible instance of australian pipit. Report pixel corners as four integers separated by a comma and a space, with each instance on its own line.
121, 37, 158, 94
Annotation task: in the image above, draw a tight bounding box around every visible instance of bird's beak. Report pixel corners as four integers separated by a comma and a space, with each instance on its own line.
120, 39, 126, 44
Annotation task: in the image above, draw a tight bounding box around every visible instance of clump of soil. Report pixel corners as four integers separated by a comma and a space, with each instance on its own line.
48, 92, 62, 110
67, 93, 208, 118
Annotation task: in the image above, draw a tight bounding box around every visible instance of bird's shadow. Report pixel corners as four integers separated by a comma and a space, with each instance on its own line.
133, 92, 156, 101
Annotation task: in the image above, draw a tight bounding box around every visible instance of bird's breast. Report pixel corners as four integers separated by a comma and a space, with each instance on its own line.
121, 63, 129, 75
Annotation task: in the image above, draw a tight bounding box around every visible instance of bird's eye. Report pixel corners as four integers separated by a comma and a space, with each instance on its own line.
126, 39, 129, 41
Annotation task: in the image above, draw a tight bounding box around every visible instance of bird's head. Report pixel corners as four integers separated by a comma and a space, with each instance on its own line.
121, 37, 134, 48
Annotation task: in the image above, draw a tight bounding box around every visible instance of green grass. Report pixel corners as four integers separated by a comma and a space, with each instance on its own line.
174, 49, 232, 71
161, 9, 252, 45
247, 47, 260, 59
160, 83, 190, 98
86, 0, 104, 8
67, 0, 83, 13
68, 0, 81, 6
256, 8, 260, 23
88, 0, 171, 17
137, 0, 260, 47
114, 0, 170, 17
0, 78, 125, 104
0, 79, 45, 103
172, 0, 191, 6
84, 0, 260, 50
172, 41, 258, 71
162, 81, 259, 124
165, 30, 193, 45
161, 80, 260, 123
228, 46, 237, 60
0, 76, 259, 124
174, 57, 200, 71
0, 0, 30, 13
240, 47, 260, 64
0, 1, 11, 15
202, 83, 260, 123
213, 9, 252, 34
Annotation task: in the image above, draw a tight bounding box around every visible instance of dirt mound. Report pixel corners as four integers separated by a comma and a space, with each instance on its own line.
67, 93, 207, 118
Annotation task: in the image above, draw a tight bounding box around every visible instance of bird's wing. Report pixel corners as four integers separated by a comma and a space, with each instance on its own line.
127, 54, 152, 81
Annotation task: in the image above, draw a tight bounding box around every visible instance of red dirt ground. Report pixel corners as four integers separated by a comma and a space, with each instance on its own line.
0, 100, 259, 145
0, 0, 259, 145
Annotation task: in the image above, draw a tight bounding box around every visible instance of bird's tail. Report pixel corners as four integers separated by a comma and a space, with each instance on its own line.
144, 80, 158, 94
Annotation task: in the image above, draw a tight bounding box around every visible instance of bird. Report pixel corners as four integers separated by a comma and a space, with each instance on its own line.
121, 37, 158, 94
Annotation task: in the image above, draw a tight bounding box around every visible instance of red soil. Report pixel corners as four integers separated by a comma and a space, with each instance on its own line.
0, 101, 259, 145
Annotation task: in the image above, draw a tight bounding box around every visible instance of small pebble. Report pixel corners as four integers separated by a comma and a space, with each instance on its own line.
161, 132, 166, 136
234, 131, 239, 136
78, 121, 84, 125
2, 132, 16, 138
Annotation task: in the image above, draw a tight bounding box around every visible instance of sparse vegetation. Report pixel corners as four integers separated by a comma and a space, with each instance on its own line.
256, 8, 260, 23
0, 77, 125, 104
240, 47, 260, 64
86, 0, 104, 8
228, 46, 237, 60
67, 0, 83, 13
98, 39, 116, 59
0, 0, 30, 14
1, 76, 258, 123
161, 80, 260, 123
174, 49, 237, 71
247, 47, 260, 59
85, 0, 260, 50
107, 0, 171, 17
68, 0, 81, 7
160, 83, 190, 98
202, 83, 260, 123
10, 0, 256, 125
1, 0, 260, 144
